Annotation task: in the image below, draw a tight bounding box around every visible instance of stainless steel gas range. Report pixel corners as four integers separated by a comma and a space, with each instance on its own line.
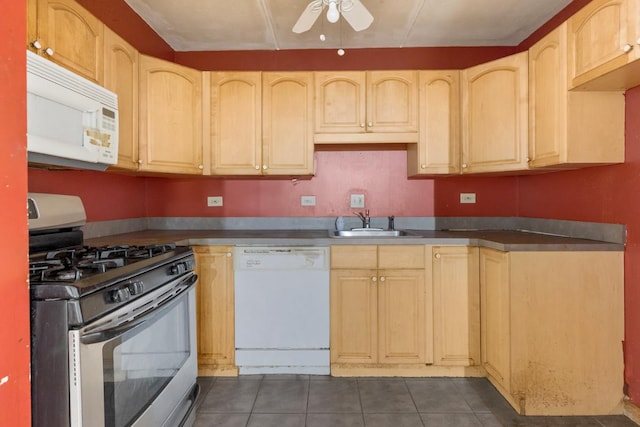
28, 193, 199, 427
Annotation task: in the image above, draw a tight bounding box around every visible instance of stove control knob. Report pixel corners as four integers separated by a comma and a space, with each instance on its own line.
128, 281, 144, 295
110, 287, 131, 303
170, 263, 186, 275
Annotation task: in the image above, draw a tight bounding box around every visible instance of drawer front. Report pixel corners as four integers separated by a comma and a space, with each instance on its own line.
378, 245, 425, 269
331, 245, 378, 269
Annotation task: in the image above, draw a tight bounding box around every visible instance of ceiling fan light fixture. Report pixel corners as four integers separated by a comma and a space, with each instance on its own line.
326, 1, 340, 23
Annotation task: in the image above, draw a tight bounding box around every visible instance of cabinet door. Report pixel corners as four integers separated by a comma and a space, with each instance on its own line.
408, 71, 460, 175
367, 71, 418, 133
568, 0, 640, 89
461, 52, 528, 174
104, 28, 139, 170
330, 269, 378, 364
139, 55, 204, 174
315, 71, 367, 134
432, 246, 480, 366
193, 246, 236, 375
262, 72, 315, 175
480, 248, 511, 392
378, 269, 428, 364
30, 0, 104, 83
209, 72, 262, 175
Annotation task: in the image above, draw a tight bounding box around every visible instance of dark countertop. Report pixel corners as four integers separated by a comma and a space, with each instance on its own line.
84, 229, 624, 252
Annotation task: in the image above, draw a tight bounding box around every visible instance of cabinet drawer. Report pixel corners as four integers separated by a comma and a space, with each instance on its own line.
331, 245, 378, 269
378, 245, 425, 269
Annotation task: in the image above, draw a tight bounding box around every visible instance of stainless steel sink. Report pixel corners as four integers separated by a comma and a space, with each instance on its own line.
329, 229, 412, 238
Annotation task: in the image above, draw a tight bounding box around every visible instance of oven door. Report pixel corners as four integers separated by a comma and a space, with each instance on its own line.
69, 272, 198, 427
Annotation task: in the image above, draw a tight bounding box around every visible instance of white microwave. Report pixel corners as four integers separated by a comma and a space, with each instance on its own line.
26, 50, 119, 171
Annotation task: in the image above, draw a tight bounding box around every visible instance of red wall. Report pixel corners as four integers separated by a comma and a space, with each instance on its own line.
0, 1, 30, 426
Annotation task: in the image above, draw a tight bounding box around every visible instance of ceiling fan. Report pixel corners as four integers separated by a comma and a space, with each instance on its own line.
292, 0, 374, 33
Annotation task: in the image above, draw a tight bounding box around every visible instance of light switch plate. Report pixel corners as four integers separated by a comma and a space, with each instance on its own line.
350, 194, 365, 208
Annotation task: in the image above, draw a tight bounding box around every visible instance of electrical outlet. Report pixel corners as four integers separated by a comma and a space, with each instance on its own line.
350, 194, 365, 208
301, 195, 316, 206
460, 193, 476, 204
207, 196, 223, 207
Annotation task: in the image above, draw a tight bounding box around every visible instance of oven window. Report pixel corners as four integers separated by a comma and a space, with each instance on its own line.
102, 295, 191, 427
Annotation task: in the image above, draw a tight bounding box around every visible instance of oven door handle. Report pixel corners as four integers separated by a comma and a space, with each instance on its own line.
80, 273, 197, 344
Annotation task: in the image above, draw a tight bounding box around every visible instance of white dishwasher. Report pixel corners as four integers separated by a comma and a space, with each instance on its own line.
234, 246, 330, 375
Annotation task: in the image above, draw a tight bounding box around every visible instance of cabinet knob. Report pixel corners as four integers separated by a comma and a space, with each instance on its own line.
623, 44, 633, 53
255, 165, 260, 170
262, 164, 268, 170
198, 164, 204, 170
31, 40, 42, 49
44, 47, 54, 56
379, 276, 385, 282
368, 122, 373, 127
226, 252, 232, 257
637, 37, 640, 45
420, 164, 427, 169
461, 163, 468, 169
360, 123, 365, 128
137, 159, 143, 164
435, 253, 441, 259
371, 276, 377, 282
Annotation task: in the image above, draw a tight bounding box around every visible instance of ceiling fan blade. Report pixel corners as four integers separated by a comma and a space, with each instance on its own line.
341, 0, 374, 32
292, 1, 323, 33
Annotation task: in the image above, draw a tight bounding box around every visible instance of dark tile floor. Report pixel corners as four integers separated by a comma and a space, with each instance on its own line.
194, 376, 638, 427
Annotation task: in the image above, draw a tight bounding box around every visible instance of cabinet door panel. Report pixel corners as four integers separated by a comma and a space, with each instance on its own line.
35, 0, 104, 83
378, 269, 426, 364
480, 248, 510, 391
194, 246, 235, 374
432, 246, 480, 366
462, 52, 528, 173
330, 270, 378, 364
210, 72, 262, 175
263, 72, 314, 175
367, 71, 418, 133
315, 71, 366, 133
139, 55, 203, 174
104, 28, 138, 170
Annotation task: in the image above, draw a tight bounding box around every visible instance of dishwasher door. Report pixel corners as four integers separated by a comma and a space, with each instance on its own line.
234, 246, 330, 375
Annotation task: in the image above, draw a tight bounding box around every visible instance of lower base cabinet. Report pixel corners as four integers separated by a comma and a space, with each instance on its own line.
193, 246, 237, 376
480, 248, 624, 415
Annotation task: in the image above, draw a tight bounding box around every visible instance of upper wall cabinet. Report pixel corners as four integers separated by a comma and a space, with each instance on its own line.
27, 0, 104, 83
529, 23, 625, 169
104, 28, 139, 171
208, 72, 315, 176
314, 71, 418, 144
461, 52, 529, 174
568, 0, 640, 90
138, 55, 204, 175
407, 71, 461, 176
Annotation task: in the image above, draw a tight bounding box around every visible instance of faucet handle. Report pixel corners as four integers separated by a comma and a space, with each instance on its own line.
388, 215, 395, 230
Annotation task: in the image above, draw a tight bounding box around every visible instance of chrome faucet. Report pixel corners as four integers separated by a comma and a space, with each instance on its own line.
354, 209, 370, 228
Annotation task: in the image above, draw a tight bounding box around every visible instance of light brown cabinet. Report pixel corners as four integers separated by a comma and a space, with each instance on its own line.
461, 52, 529, 174
407, 70, 461, 176
330, 245, 429, 368
193, 246, 237, 376
138, 55, 204, 175
27, 0, 104, 83
568, 0, 640, 90
104, 28, 139, 171
431, 246, 480, 367
314, 71, 418, 144
208, 72, 314, 176
528, 22, 625, 169
480, 248, 624, 415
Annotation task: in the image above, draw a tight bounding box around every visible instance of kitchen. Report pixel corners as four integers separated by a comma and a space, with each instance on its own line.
3, 0, 640, 425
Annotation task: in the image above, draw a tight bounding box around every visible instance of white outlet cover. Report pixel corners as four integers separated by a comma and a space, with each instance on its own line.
301, 196, 316, 206
460, 193, 476, 204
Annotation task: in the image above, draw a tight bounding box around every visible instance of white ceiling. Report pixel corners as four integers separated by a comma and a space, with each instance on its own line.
123, 0, 573, 51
